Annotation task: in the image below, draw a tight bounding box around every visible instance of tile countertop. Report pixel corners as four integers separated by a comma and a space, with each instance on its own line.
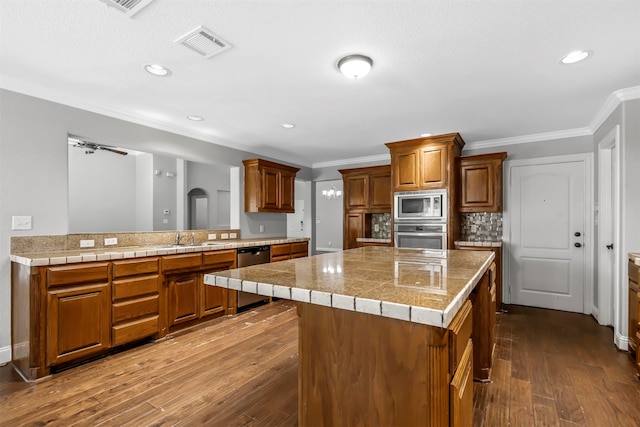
455, 240, 503, 248
10, 237, 309, 267
630, 252, 640, 266
205, 246, 494, 329
356, 238, 391, 243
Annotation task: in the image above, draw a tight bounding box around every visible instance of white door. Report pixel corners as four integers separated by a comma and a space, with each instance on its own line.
509, 157, 590, 313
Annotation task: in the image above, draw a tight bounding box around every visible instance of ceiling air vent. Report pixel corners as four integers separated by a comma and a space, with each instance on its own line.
174, 26, 232, 59
98, 0, 154, 17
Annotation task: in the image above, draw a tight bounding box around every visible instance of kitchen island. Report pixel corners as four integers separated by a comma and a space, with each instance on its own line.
204, 246, 495, 426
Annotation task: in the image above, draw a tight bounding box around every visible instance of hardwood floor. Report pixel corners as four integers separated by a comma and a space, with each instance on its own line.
0, 301, 639, 426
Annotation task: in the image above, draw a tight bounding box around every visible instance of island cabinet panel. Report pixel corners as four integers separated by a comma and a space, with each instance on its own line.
629, 260, 639, 368
243, 158, 300, 213
448, 299, 473, 375
47, 282, 111, 366
459, 152, 507, 212
297, 302, 450, 427
111, 258, 160, 347
450, 340, 474, 427
456, 245, 503, 311
470, 265, 494, 381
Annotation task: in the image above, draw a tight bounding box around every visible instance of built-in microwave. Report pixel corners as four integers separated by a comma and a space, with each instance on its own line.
394, 190, 447, 222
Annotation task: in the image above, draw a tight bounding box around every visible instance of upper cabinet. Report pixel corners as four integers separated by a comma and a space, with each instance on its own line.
385, 133, 465, 192
459, 152, 507, 212
243, 159, 300, 213
339, 165, 391, 212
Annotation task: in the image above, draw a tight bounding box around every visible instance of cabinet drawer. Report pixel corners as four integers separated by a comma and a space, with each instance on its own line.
47, 262, 109, 288
271, 244, 291, 257
291, 242, 308, 257
112, 315, 158, 347
271, 255, 290, 263
113, 295, 159, 323
162, 254, 202, 272
450, 339, 473, 427
113, 258, 159, 278
448, 299, 473, 375
202, 249, 236, 268
113, 275, 159, 300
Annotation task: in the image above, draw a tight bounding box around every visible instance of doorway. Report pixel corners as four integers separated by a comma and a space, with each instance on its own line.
505, 154, 593, 314
597, 125, 621, 328
188, 188, 209, 230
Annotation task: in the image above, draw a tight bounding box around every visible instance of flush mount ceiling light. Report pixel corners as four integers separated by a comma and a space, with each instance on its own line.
281, 123, 295, 129
560, 50, 592, 64
187, 115, 204, 121
144, 64, 171, 76
337, 54, 373, 79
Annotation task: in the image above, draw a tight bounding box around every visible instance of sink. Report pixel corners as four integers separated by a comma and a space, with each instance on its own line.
202, 242, 227, 246
148, 244, 191, 249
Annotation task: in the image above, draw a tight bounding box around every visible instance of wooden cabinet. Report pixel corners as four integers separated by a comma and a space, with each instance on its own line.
167, 273, 199, 327
46, 263, 111, 366
201, 249, 236, 318
270, 241, 309, 262
339, 165, 391, 250
111, 258, 160, 347
469, 263, 496, 382
629, 260, 639, 369
450, 340, 473, 427
456, 244, 503, 311
459, 152, 507, 212
357, 241, 391, 247
243, 158, 300, 213
385, 134, 464, 192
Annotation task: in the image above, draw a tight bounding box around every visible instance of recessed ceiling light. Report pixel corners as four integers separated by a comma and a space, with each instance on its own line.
187, 115, 204, 121
420, 133, 433, 138
337, 54, 373, 79
144, 64, 171, 76
281, 123, 295, 129
560, 50, 592, 65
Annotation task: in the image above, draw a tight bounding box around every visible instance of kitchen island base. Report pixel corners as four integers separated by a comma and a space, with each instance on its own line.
297, 302, 473, 427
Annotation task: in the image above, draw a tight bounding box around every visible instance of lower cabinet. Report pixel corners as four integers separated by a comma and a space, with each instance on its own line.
168, 273, 200, 327
47, 282, 111, 366
270, 241, 309, 262
629, 260, 639, 369
344, 213, 363, 250
450, 340, 474, 427
469, 264, 495, 382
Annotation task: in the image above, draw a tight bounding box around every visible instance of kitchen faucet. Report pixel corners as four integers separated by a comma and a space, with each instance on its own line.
175, 232, 184, 245
174, 232, 195, 246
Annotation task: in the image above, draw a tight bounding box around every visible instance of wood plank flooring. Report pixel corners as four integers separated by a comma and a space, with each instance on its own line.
1, 301, 639, 426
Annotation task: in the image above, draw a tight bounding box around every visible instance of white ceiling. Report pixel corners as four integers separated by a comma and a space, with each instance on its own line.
1, 0, 639, 167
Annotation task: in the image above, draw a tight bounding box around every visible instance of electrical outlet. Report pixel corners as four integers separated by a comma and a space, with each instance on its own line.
221, 233, 229, 240
230, 232, 237, 239
104, 237, 118, 246
259, 224, 265, 233
80, 239, 95, 248
208, 233, 217, 240
12, 215, 32, 230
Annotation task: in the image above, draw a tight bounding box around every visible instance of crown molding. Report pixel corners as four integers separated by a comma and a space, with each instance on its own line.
589, 86, 640, 133
465, 127, 593, 151
312, 153, 390, 169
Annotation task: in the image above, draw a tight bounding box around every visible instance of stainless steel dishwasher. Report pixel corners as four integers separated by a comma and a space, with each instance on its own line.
236, 246, 271, 310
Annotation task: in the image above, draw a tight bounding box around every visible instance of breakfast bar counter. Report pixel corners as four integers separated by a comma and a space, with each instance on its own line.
205, 247, 496, 426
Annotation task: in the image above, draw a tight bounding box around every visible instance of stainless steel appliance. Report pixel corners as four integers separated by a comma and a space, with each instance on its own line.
394, 223, 447, 250
236, 246, 270, 310
394, 189, 447, 222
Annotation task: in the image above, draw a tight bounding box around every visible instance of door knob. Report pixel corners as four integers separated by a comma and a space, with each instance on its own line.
574, 242, 582, 248
574, 232, 581, 237
606, 244, 614, 250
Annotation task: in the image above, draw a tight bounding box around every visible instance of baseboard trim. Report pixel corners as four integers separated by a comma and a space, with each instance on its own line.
0, 345, 11, 364
615, 332, 629, 351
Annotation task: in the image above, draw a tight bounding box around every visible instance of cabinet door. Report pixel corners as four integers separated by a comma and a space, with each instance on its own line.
260, 166, 280, 210
450, 340, 473, 427
47, 282, 111, 366
202, 281, 227, 317
169, 274, 199, 326
279, 169, 296, 212
392, 148, 420, 191
460, 162, 496, 211
345, 174, 369, 210
420, 144, 448, 189
370, 172, 391, 209
345, 213, 364, 249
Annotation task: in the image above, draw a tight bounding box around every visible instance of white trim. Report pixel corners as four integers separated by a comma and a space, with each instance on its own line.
503, 153, 594, 314
316, 247, 341, 252
312, 154, 390, 169
589, 86, 640, 133
466, 127, 592, 151
616, 332, 629, 351
0, 345, 11, 364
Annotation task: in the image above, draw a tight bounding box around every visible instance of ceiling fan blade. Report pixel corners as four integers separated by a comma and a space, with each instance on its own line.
98, 146, 128, 156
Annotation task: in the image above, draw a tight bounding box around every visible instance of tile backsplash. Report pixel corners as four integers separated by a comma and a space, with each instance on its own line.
460, 212, 502, 242
371, 213, 392, 239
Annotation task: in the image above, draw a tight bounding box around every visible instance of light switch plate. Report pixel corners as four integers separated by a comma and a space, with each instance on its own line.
208, 233, 217, 240
12, 216, 32, 230
104, 237, 118, 246
221, 233, 229, 240
230, 232, 237, 239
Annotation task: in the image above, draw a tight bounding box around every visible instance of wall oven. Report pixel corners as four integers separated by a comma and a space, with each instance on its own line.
394, 223, 447, 250
394, 190, 447, 222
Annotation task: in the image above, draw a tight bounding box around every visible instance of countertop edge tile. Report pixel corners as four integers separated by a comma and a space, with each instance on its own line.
331, 294, 355, 311
257, 283, 273, 297
355, 297, 382, 316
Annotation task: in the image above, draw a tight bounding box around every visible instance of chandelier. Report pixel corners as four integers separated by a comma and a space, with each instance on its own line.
322, 185, 342, 200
